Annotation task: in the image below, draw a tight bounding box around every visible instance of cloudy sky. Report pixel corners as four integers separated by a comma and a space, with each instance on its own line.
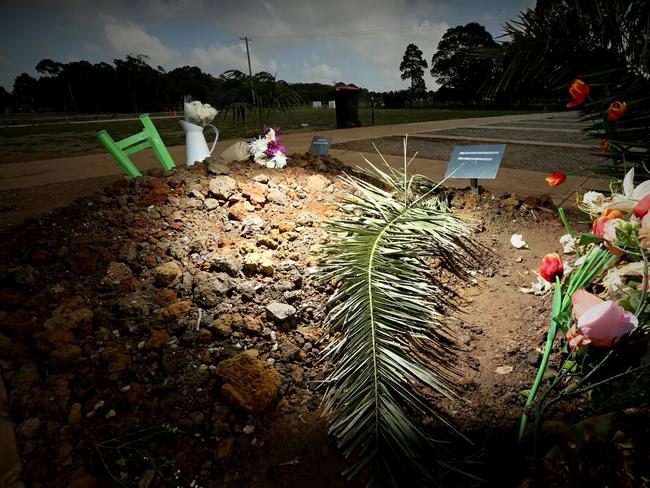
0, 0, 535, 92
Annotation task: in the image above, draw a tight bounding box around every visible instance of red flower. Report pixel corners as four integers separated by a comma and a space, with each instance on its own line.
599, 139, 609, 153
607, 101, 627, 121
567, 79, 590, 108
592, 209, 624, 237
539, 253, 564, 282
545, 171, 566, 187
633, 194, 650, 218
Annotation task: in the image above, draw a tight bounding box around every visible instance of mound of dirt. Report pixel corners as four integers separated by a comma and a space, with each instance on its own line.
0, 153, 642, 487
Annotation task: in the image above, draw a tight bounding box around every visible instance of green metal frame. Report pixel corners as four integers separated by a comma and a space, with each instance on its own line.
97, 114, 175, 178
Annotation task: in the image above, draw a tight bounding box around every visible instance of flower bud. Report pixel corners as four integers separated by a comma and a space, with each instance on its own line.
545, 171, 566, 187
607, 101, 627, 122
539, 253, 563, 282
567, 79, 590, 107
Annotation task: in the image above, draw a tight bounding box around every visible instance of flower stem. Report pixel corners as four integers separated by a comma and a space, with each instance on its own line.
518, 275, 562, 442
558, 207, 573, 237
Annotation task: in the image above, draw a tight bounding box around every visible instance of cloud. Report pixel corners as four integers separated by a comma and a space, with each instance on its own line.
0, 55, 12, 70
301, 63, 342, 84
209, 0, 448, 90
0, 0, 531, 92
188, 43, 278, 76
103, 19, 180, 67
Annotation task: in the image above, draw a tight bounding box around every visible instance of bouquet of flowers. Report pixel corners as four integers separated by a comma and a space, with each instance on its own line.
518, 79, 650, 449
184, 100, 218, 127
249, 126, 288, 169
519, 187, 648, 447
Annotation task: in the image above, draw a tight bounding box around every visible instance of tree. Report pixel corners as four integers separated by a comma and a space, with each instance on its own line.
490, 0, 650, 172
12, 73, 38, 110
430, 22, 498, 104
114, 54, 165, 113
217, 70, 303, 131
0, 87, 13, 112
399, 43, 428, 92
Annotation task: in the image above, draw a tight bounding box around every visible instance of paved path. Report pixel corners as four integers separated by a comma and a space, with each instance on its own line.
0, 111, 609, 202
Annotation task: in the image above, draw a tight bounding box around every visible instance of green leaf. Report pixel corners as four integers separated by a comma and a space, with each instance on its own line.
320, 151, 479, 485
578, 233, 605, 247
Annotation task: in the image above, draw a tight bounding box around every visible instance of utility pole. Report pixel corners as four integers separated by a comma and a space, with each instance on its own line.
240, 36, 253, 77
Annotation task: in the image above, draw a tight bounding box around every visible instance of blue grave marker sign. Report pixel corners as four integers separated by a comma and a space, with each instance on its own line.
444, 144, 506, 192
308, 136, 332, 156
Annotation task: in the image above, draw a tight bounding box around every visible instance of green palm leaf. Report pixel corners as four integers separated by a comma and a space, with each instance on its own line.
320, 152, 478, 486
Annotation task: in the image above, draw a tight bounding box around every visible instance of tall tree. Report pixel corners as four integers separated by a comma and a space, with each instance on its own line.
430, 22, 498, 104
399, 43, 428, 92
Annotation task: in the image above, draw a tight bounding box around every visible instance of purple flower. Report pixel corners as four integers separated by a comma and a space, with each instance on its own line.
264, 139, 287, 157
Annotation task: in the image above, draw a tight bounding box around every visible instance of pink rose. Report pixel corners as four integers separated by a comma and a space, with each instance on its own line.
571, 289, 637, 347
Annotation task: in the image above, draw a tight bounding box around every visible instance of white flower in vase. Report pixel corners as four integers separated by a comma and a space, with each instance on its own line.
184, 101, 218, 126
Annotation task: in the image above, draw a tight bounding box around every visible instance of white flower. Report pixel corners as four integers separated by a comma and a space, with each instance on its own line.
272, 152, 287, 169
583, 191, 605, 208
603, 168, 650, 211
184, 101, 217, 126
249, 137, 268, 157
602, 262, 645, 295
248, 127, 288, 169
510, 234, 527, 249
559, 234, 576, 254
519, 273, 552, 295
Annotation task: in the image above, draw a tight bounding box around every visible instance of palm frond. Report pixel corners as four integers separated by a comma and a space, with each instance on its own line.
320, 149, 478, 486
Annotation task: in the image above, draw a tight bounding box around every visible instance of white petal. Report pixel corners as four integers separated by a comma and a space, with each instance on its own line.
602, 195, 635, 211
510, 234, 528, 249
632, 179, 650, 200
519, 274, 551, 295
559, 234, 576, 254
623, 168, 635, 196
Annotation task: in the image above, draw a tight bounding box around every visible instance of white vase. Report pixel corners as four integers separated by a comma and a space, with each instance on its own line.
179, 120, 219, 166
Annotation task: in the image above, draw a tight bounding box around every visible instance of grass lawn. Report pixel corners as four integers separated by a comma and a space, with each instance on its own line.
0, 107, 538, 163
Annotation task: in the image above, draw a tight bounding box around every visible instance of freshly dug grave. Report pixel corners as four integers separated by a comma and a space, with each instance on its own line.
0, 153, 646, 487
